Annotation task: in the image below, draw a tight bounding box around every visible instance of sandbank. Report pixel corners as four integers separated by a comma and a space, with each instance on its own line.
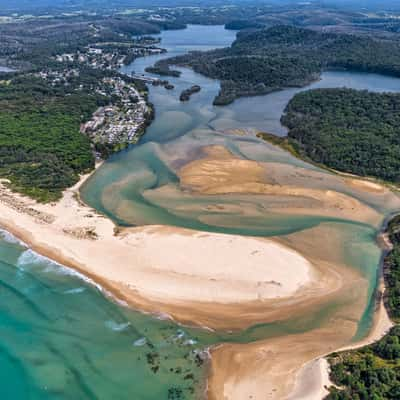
0, 143, 394, 400
178, 145, 384, 226
207, 220, 371, 400
0, 169, 344, 331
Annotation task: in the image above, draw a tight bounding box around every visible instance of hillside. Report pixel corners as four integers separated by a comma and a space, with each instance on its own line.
282, 88, 400, 183
156, 25, 400, 104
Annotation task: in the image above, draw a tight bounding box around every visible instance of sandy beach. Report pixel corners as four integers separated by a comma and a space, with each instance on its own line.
207, 292, 393, 400
206, 218, 374, 400
286, 284, 394, 400
0, 143, 395, 400
0, 166, 346, 331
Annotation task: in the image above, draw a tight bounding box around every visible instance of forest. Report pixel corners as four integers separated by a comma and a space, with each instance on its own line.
326, 215, 400, 399
159, 25, 400, 104
0, 11, 157, 202
327, 325, 400, 399
282, 88, 400, 183
384, 215, 400, 323
0, 74, 107, 202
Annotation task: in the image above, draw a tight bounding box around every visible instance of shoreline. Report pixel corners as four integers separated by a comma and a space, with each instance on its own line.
287, 284, 393, 400
0, 152, 396, 399
0, 165, 345, 331
287, 216, 397, 400
256, 130, 400, 195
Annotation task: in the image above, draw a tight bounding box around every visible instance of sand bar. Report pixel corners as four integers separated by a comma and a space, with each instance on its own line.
0, 144, 393, 399
0, 169, 344, 331
178, 146, 385, 226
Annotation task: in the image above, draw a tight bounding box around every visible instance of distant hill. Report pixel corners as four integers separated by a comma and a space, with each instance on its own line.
0, 0, 284, 13
322, 0, 400, 10
2, 0, 400, 15
158, 25, 400, 105
0, 0, 110, 12
3, 0, 400, 14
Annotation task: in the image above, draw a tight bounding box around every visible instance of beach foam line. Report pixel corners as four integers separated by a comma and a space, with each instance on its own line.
0, 228, 28, 247
14, 243, 117, 301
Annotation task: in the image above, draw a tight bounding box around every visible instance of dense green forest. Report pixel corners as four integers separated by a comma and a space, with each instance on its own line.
282, 88, 400, 183
0, 13, 155, 202
211, 55, 320, 105
326, 325, 400, 399
0, 75, 107, 202
326, 216, 400, 399
384, 216, 400, 323
159, 25, 400, 104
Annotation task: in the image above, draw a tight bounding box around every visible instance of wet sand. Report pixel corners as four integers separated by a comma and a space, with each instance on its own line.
0, 168, 346, 331
0, 144, 395, 399
178, 146, 384, 226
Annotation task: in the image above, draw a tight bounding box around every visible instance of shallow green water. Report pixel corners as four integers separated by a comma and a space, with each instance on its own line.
0, 223, 381, 399
83, 26, 400, 230
0, 232, 212, 399
3, 25, 400, 399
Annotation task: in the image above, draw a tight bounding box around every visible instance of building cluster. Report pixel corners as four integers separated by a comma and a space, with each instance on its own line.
35, 68, 80, 86
55, 43, 164, 70
55, 48, 127, 70
81, 77, 151, 147
49, 38, 160, 151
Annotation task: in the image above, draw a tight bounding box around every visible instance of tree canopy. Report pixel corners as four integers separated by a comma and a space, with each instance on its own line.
282, 88, 400, 183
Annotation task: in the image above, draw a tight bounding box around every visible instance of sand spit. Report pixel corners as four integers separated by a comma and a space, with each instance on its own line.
0, 144, 394, 400
207, 221, 371, 400
286, 283, 394, 400
0, 171, 345, 331
208, 326, 353, 400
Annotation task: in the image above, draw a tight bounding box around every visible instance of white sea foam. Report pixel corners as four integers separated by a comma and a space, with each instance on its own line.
175, 329, 185, 340
17, 249, 50, 267
166, 329, 187, 343
0, 228, 27, 247
115, 298, 129, 307
133, 337, 147, 347
11, 239, 136, 315
16, 248, 108, 296
154, 311, 173, 321
63, 287, 86, 295
105, 320, 131, 332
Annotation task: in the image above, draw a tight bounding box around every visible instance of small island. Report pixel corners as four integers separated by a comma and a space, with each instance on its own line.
179, 85, 201, 102
159, 25, 400, 105
145, 65, 181, 77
